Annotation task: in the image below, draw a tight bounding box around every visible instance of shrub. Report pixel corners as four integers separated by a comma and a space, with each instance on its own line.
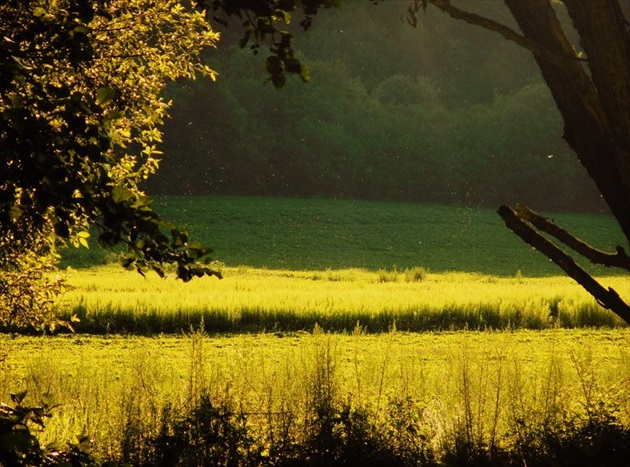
0, 391, 100, 466
404, 266, 427, 283
377, 268, 399, 283
0, 223, 69, 333
123, 396, 264, 467
295, 404, 405, 467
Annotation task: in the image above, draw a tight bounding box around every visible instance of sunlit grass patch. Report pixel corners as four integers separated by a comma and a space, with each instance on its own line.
57, 264, 628, 334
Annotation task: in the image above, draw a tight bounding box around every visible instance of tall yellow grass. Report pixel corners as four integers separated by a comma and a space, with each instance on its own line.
59, 264, 629, 331
2, 328, 630, 460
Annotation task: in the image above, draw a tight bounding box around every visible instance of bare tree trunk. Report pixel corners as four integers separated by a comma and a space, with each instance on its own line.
504, 0, 630, 244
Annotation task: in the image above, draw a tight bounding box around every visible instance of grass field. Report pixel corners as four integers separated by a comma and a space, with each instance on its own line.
61, 196, 627, 276
2, 328, 630, 463
59, 264, 628, 334
4, 196, 630, 465
57, 196, 629, 334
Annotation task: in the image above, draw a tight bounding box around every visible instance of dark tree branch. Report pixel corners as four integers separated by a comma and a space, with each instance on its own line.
498, 205, 630, 324
504, 0, 630, 243
425, 0, 587, 64
514, 204, 630, 272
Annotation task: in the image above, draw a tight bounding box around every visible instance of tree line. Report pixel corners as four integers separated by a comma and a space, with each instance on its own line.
150, 1, 603, 212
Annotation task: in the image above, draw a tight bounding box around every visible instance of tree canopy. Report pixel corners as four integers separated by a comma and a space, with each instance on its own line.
0, 0, 221, 328
151, 2, 601, 212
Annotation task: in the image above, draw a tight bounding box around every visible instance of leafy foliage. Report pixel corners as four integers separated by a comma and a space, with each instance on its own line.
0, 390, 101, 466
153, 2, 602, 212
0, 0, 221, 327
127, 396, 263, 466
0, 220, 68, 331
203, 0, 341, 88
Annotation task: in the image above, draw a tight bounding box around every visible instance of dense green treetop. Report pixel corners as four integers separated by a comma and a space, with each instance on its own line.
0, 0, 222, 328
151, 1, 600, 212
0, 0, 221, 281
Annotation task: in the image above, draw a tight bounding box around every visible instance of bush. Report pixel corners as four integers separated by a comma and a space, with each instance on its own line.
0, 391, 100, 466
0, 223, 69, 333
404, 266, 427, 283
6, 387, 630, 466
124, 396, 264, 467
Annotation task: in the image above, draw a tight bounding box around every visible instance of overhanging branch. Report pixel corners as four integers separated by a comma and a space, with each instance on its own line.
425, 0, 587, 64
498, 205, 630, 324
515, 204, 630, 272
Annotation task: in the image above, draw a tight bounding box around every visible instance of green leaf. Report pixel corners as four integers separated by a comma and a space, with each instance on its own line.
73, 25, 90, 35
8, 205, 22, 220
119, 256, 134, 270
77, 435, 92, 453
171, 229, 188, 247
264, 56, 282, 74
45, 441, 65, 452
8, 94, 23, 107
32, 7, 46, 17
0, 431, 39, 452
285, 58, 302, 74
41, 392, 53, 406
77, 230, 90, 249
271, 73, 286, 89
11, 390, 28, 405
104, 109, 122, 122
96, 87, 116, 106
152, 265, 165, 278
275, 10, 291, 24
131, 194, 153, 208
300, 64, 310, 82
112, 185, 134, 203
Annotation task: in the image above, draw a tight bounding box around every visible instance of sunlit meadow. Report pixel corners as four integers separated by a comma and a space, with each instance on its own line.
3, 196, 630, 464
2, 328, 630, 462
60, 264, 628, 333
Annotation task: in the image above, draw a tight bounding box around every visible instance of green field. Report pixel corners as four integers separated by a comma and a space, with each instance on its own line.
5, 196, 630, 465
58, 196, 628, 334
62, 196, 627, 275
3, 329, 630, 464
59, 264, 628, 334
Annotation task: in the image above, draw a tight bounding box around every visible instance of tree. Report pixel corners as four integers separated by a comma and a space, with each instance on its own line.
0, 0, 222, 329
3, 0, 628, 328
205, 0, 630, 322
203, 0, 337, 87
415, 0, 630, 321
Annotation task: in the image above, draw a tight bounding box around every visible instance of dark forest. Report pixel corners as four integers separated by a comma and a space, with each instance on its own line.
149, 1, 603, 212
